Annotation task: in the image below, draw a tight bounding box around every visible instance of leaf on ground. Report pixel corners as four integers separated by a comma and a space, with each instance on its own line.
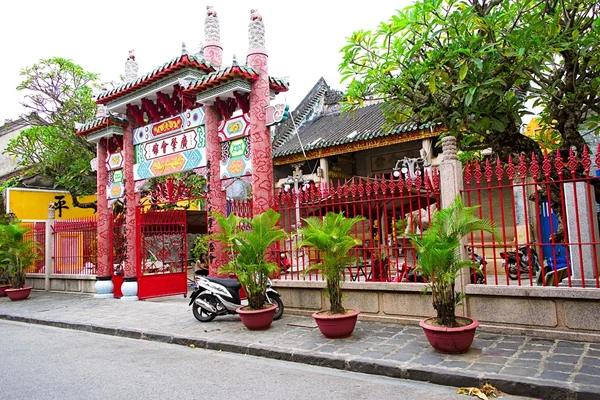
457, 387, 489, 400
457, 383, 502, 399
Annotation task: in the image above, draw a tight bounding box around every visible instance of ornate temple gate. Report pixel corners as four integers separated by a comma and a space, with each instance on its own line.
77, 7, 288, 300
137, 208, 188, 299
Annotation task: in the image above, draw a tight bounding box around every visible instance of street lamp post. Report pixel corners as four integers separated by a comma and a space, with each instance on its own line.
283, 163, 308, 233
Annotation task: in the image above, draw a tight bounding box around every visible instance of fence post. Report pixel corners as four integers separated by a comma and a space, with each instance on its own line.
439, 136, 469, 314
44, 202, 56, 291
563, 182, 600, 287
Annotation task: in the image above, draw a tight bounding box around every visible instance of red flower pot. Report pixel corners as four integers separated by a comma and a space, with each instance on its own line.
5, 286, 33, 301
0, 284, 11, 297
237, 304, 277, 330
312, 309, 360, 339
420, 316, 479, 354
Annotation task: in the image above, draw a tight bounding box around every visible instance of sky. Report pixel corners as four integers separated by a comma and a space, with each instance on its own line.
0, 1, 413, 123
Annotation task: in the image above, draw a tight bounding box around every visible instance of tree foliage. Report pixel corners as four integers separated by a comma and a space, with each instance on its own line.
339, 0, 600, 159
4, 57, 99, 209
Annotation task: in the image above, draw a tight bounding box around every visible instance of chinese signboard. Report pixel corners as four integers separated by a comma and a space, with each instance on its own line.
218, 114, 252, 179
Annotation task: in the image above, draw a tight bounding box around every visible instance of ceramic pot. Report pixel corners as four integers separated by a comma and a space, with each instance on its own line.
237, 303, 277, 330
0, 284, 11, 297
312, 309, 360, 339
420, 316, 479, 354
6, 286, 33, 301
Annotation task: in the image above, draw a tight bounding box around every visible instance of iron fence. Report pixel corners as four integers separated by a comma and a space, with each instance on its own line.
23, 222, 46, 274
53, 217, 97, 275
274, 171, 440, 282
462, 149, 600, 288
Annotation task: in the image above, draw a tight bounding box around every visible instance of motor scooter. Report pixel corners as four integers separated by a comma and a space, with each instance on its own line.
279, 252, 291, 273
189, 275, 283, 322
467, 247, 486, 284
500, 243, 541, 280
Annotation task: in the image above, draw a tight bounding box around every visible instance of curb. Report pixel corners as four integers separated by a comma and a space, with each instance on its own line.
2, 314, 598, 400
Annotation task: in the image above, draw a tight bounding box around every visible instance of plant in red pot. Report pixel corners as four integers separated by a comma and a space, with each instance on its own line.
212, 209, 288, 330
0, 221, 41, 301
402, 196, 498, 353
0, 248, 11, 297
298, 212, 365, 339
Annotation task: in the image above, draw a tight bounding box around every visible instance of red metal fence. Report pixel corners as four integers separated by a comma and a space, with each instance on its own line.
274, 172, 440, 282
462, 149, 600, 288
23, 222, 46, 274
53, 217, 97, 275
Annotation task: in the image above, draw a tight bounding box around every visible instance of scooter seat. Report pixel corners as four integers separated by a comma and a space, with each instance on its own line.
205, 277, 241, 290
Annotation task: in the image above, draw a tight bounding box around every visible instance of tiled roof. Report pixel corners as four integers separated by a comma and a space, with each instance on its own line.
183, 65, 260, 93
272, 103, 434, 158
269, 76, 289, 93
272, 77, 328, 148
76, 114, 128, 136
96, 54, 214, 104
182, 66, 289, 95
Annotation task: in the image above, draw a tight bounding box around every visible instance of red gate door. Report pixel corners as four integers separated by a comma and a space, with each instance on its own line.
137, 209, 188, 299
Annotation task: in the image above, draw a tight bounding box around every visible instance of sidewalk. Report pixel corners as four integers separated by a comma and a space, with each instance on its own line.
1, 291, 599, 400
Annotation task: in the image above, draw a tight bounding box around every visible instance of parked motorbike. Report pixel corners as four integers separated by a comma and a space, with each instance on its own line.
467, 247, 486, 284
279, 252, 291, 273
189, 276, 284, 322
500, 244, 541, 280
397, 248, 485, 283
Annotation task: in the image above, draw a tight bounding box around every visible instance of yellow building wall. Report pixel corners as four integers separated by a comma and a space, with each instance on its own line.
6, 188, 97, 221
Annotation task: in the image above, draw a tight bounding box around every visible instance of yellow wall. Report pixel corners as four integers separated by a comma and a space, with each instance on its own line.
6, 188, 97, 221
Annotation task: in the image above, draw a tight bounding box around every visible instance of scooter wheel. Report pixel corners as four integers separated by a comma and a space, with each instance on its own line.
268, 293, 284, 320
508, 263, 519, 280
192, 294, 217, 322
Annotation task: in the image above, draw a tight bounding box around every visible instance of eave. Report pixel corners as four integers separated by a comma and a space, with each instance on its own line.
273, 128, 441, 166
76, 116, 128, 139
96, 54, 214, 105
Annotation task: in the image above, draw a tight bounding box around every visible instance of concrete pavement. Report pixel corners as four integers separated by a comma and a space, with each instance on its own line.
1, 291, 599, 400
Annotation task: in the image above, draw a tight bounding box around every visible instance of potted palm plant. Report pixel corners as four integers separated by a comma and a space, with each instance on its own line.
402, 195, 497, 353
0, 221, 41, 301
212, 208, 287, 330
298, 212, 365, 338
0, 261, 10, 297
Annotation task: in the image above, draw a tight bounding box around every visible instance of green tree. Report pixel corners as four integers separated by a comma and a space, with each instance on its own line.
4, 57, 99, 210
339, 0, 600, 159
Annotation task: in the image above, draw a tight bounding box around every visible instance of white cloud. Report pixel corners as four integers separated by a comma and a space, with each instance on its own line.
0, 1, 410, 121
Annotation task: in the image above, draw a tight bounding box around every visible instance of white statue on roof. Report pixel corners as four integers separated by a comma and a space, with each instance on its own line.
205, 5, 220, 42
248, 8, 265, 49
124, 49, 139, 82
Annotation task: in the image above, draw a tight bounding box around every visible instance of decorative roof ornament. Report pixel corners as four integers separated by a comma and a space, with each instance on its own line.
96, 104, 107, 119
194, 42, 204, 58
248, 9, 265, 49
205, 5, 220, 42
232, 54, 238, 66
124, 49, 139, 82
182, 41, 188, 55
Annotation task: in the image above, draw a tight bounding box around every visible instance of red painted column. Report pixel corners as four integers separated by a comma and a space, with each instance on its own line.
247, 13, 273, 215
205, 106, 228, 276
94, 137, 114, 298
121, 124, 139, 300
203, 8, 228, 276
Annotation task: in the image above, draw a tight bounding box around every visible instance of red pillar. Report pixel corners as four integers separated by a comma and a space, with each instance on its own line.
94, 137, 114, 298
247, 16, 273, 215
96, 138, 111, 277
121, 124, 139, 299
204, 11, 228, 276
